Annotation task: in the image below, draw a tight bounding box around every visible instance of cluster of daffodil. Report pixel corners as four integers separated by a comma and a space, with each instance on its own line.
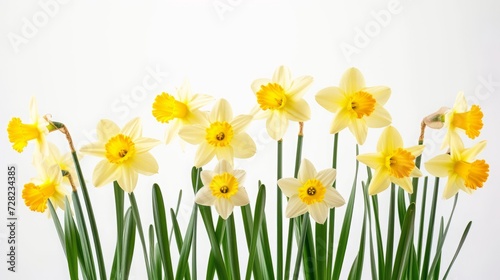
7, 66, 488, 280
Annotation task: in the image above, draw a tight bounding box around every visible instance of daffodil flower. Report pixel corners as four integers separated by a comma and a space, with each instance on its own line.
250, 66, 313, 140
42, 142, 78, 187
80, 118, 160, 193
442, 92, 483, 149
152, 81, 214, 144
425, 138, 489, 199
357, 126, 424, 195
7, 97, 50, 154
178, 98, 256, 167
316, 67, 392, 145
195, 160, 249, 219
277, 159, 345, 224
22, 159, 67, 213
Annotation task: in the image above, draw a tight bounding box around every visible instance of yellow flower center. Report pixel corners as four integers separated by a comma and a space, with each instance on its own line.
7, 117, 41, 152
256, 83, 287, 110
205, 121, 234, 147
209, 172, 239, 199
22, 181, 56, 213
454, 159, 489, 190
152, 93, 189, 123
451, 105, 483, 139
105, 134, 136, 164
298, 179, 326, 205
385, 148, 415, 178
349, 91, 376, 118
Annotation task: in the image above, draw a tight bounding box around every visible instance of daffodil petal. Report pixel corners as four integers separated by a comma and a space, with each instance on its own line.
357, 153, 384, 170
194, 142, 216, 167
308, 202, 329, 224
285, 196, 308, 218
365, 104, 392, 128
443, 174, 461, 199
266, 110, 288, 141
323, 187, 346, 207
406, 145, 425, 157
185, 110, 209, 126
251, 78, 271, 94
231, 115, 253, 134
29, 97, 39, 122
215, 159, 232, 174
461, 140, 487, 162
273, 66, 291, 89
210, 99, 233, 123
315, 87, 345, 113
178, 125, 206, 145
377, 126, 403, 153
368, 169, 391, 195
92, 160, 119, 187
195, 186, 216, 206
97, 119, 120, 142
165, 120, 182, 144
348, 118, 368, 145
410, 167, 423, 177
364, 86, 391, 105
284, 98, 311, 122
287, 75, 313, 99
231, 187, 249, 206
215, 198, 234, 219
277, 177, 302, 197
232, 169, 246, 184
316, 169, 336, 188
298, 159, 317, 182
80, 142, 106, 157
122, 118, 142, 140
340, 67, 365, 95
189, 94, 214, 110
200, 170, 214, 187
232, 133, 256, 159
215, 146, 234, 165
330, 108, 351, 135
391, 177, 413, 193
135, 137, 161, 153
453, 92, 467, 112
130, 153, 159, 175
117, 166, 138, 193
425, 154, 453, 177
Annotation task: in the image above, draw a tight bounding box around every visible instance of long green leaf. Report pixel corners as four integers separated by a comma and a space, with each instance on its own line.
417, 177, 429, 267
170, 189, 183, 243
128, 192, 151, 279
392, 203, 416, 280
226, 215, 241, 280
241, 204, 264, 278
170, 209, 192, 280
327, 132, 339, 280
199, 205, 229, 280
175, 204, 197, 280
112, 182, 124, 279
48, 200, 65, 254
293, 213, 311, 280
121, 208, 136, 280
332, 144, 360, 280
397, 188, 407, 227
149, 225, 157, 280
443, 222, 472, 279
384, 184, 396, 280
245, 183, 266, 280
64, 197, 79, 280
421, 178, 440, 280
277, 139, 284, 280
152, 184, 174, 280
351, 183, 368, 280
371, 194, 385, 280
206, 217, 226, 280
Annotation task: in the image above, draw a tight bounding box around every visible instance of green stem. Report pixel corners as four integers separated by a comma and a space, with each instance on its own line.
384, 184, 396, 280
421, 178, 440, 280
128, 192, 152, 279
277, 139, 283, 280
293, 213, 311, 280
327, 133, 339, 280
226, 215, 241, 280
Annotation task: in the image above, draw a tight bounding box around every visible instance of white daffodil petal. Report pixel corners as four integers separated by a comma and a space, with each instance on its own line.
80, 142, 106, 157
231, 115, 253, 134
277, 178, 302, 197
298, 159, 317, 182
287, 75, 313, 99
200, 170, 214, 187
308, 203, 329, 224
251, 78, 271, 94
348, 118, 368, 145
368, 169, 391, 195
232, 133, 256, 159
195, 187, 217, 206
189, 94, 214, 110
215, 159, 233, 174
324, 187, 346, 207
92, 160, 119, 187
315, 87, 344, 113
215, 146, 234, 165
97, 119, 120, 142
130, 153, 159, 175
453, 92, 467, 112
340, 67, 365, 94
285, 196, 308, 218
425, 154, 453, 177
117, 166, 138, 193
122, 118, 142, 140
178, 125, 206, 145
215, 199, 234, 220
135, 137, 161, 153
273, 66, 291, 89
232, 169, 246, 184
266, 110, 288, 141
284, 98, 311, 122
194, 142, 216, 167
316, 169, 337, 188
231, 187, 250, 206
210, 99, 233, 123
29, 97, 39, 122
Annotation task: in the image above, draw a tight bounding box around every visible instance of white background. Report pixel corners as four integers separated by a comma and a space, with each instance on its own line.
1, 0, 499, 279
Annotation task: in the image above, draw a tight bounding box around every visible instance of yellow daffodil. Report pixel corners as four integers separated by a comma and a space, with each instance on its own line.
357, 126, 424, 195
195, 160, 249, 219
22, 159, 67, 213
80, 118, 160, 193
7, 97, 50, 154
277, 159, 345, 224
425, 138, 489, 199
43, 142, 78, 187
250, 66, 313, 140
316, 67, 392, 145
152, 81, 214, 144
178, 98, 256, 167
442, 92, 484, 149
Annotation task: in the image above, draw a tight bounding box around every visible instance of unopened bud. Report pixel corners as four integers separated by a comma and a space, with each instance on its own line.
423, 107, 448, 129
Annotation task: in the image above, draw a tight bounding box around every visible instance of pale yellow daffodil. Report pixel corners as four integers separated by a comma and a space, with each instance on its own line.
178, 98, 256, 167
152, 81, 214, 144
316, 68, 392, 145
277, 159, 345, 224
195, 160, 249, 219
425, 138, 489, 199
80, 118, 160, 193
251, 66, 313, 140
357, 126, 424, 195
7, 97, 50, 155
441, 92, 483, 149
